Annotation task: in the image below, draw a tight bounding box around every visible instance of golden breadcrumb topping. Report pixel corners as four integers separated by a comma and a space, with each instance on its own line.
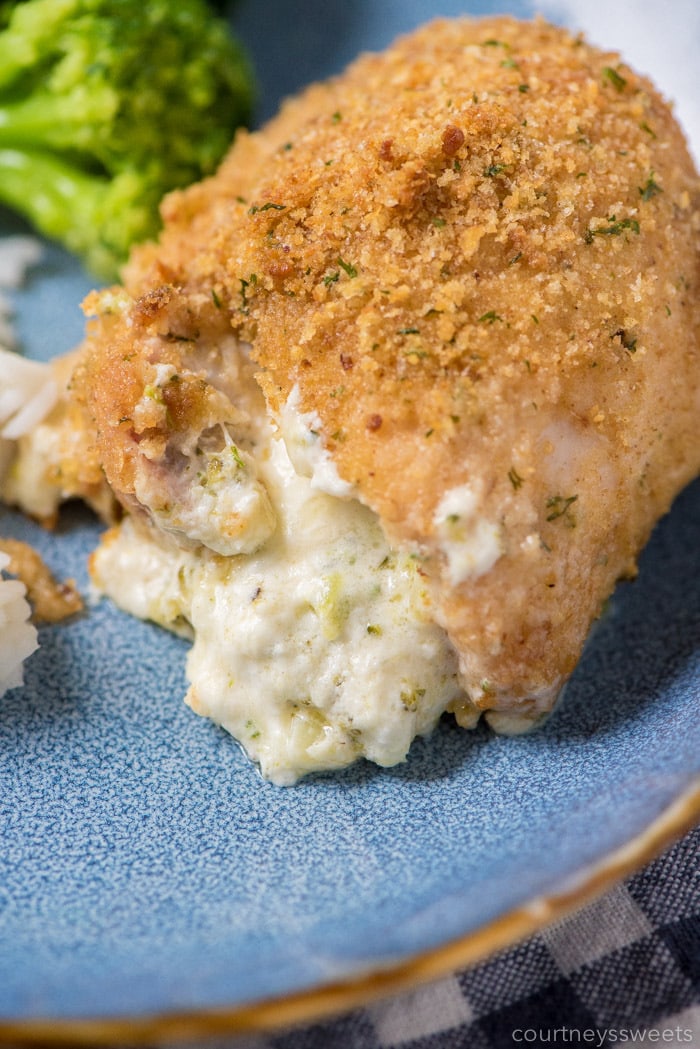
69, 17, 700, 714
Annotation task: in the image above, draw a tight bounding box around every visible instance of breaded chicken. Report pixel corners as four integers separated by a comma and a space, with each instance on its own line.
67, 16, 699, 739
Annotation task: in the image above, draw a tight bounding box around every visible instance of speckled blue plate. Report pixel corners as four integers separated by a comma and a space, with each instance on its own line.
0, 0, 699, 1041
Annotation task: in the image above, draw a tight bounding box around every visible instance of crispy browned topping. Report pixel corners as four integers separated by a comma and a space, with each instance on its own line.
219, 18, 698, 524
0, 537, 83, 623
442, 124, 466, 157
70, 16, 700, 713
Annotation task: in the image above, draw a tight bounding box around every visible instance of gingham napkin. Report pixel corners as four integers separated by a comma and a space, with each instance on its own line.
161, 824, 699, 1049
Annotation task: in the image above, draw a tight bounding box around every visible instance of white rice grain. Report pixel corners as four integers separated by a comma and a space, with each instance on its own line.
0, 349, 58, 439
0, 234, 47, 692
0, 552, 37, 697
0, 236, 56, 448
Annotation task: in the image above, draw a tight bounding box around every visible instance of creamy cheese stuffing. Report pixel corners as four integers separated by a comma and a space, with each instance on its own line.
2, 325, 471, 784
433, 483, 503, 586
90, 356, 464, 785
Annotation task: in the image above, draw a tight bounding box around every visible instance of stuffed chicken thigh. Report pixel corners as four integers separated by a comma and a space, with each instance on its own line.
11, 16, 699, 780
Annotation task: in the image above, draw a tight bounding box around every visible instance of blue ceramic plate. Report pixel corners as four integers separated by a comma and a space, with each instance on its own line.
1, 0, 699, 1040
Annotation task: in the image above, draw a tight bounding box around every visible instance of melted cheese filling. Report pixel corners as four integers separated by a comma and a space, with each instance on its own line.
90, 376, 464, 784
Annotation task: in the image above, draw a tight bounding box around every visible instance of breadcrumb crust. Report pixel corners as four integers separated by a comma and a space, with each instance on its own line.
73, 17, 700, 717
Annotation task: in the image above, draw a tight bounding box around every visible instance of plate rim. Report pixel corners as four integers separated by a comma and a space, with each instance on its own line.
1, 778, 697, 1046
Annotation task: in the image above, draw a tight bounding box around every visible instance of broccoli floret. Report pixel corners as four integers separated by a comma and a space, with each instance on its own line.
0, 0, 254, 277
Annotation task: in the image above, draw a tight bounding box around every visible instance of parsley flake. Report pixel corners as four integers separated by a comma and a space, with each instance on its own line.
337, 257, 358, 278
248, 202, 286, 215
584, 216, 640, 243
639, 173, 662, 201
546, 494, 578, 525
238, 273, 258, 313
602, 66, 627, 92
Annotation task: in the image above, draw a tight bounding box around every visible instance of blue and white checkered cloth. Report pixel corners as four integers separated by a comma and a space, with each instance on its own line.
144, 825, 699, 1049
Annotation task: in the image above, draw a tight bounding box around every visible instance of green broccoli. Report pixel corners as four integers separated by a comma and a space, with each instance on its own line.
0, 0, 254, 277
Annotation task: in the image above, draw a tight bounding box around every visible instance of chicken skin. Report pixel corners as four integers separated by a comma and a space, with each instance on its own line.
64, 16, 700, 742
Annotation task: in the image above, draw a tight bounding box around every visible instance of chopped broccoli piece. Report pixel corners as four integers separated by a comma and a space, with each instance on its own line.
0, 0, 254, 277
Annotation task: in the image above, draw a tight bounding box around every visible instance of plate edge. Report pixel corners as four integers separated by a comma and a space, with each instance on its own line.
1, 777, 698, 1046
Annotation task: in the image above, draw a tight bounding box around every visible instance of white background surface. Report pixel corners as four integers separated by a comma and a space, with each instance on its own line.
538, 0, 700, 160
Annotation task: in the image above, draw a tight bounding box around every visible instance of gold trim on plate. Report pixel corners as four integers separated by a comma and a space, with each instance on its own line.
2, 780, 698, 1047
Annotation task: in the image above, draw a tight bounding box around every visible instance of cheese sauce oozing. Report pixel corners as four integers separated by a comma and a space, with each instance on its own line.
91, 363, 464, 784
